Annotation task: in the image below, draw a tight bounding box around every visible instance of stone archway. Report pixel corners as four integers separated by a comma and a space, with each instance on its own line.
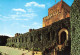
58, 28, 68, 44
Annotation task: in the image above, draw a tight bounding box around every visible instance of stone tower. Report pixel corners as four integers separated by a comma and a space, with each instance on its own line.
43, 0, 70, 27
70, 0, 80, 55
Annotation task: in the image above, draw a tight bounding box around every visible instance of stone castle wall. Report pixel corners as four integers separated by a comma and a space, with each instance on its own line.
43, 1, 70, 27
6, 18, 70, 55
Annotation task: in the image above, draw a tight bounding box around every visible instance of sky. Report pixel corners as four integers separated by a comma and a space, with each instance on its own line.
0, 0, 74, 37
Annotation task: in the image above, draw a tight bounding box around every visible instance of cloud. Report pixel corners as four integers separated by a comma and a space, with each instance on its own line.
32, 22, 42, 28
27, 8, 34, 12
10, 13, 37, 20
21, 13, 37, 17
0, 12, 37, 21
12, 8, 26, 12
0, 3, 38, 21
0, 33, 13, 37
22, 22, 42, 29
14, 18, 28, 21
0, 2, 39, 21
32, 22, 40, 25
16, 12, 21, 15
25, 1, 45, 8
22, 25, 28, 28
10, 14, 20, 19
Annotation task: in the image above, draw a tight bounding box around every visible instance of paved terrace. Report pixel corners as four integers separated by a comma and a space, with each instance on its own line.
0, 46, 42, 55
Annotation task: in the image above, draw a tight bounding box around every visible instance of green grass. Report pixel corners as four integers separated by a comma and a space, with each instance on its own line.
0, 46, 29, 55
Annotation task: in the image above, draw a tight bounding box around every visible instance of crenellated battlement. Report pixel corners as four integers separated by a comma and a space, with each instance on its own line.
43, 1, 70, 27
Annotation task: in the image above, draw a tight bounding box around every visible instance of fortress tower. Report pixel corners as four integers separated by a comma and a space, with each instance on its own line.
43, 0, 70, 27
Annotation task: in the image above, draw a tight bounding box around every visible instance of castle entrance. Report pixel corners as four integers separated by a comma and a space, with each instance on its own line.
61, 31, 66, 44
57, 28, 69, 52
58, 28, 68, 45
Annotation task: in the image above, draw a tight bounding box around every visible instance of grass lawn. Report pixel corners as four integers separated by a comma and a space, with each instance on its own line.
0, 46, 31, 55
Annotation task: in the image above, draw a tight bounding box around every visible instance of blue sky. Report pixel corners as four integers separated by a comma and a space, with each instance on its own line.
0, 0, 74, 37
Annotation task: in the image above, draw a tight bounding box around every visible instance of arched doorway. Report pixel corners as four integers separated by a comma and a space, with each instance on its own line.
58, 28, 68, 44
61, 31, 66, 44
57, 28, 70, 55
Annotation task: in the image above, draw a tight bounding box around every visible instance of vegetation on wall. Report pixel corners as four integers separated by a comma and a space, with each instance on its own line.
70, 0, 80, 55
6, 17, 70, 52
